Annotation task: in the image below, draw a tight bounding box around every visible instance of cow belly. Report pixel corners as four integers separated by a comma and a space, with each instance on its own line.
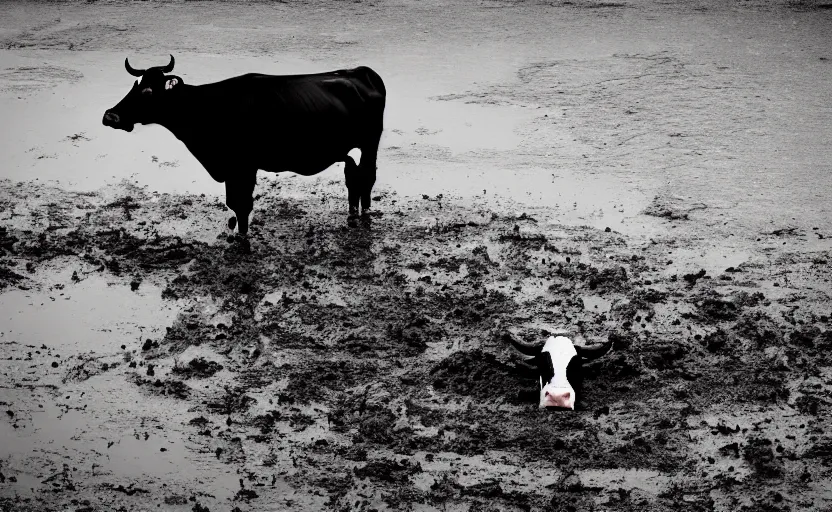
181, 109, 364, 180
259, 150, 350, 176
185, 137, 349, 180
252, 124, 358, 176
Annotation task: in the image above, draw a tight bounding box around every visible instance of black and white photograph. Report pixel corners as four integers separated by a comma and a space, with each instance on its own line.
1, 0, 831, 510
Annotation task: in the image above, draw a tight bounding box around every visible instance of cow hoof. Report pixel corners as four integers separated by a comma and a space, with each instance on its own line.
347, 206, 360, 227
228, 234, 251, 253
228, 216, 237, 231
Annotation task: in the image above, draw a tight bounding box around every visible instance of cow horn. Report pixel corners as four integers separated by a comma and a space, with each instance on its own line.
575, 340, 613, 360
502, 331, 543, 357
161, 54, 175, 73
125, 57, 145, 77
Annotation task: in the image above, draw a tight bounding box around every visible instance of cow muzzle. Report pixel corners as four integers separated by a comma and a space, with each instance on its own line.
540, 385, 575, 410
102, 111, 133, 132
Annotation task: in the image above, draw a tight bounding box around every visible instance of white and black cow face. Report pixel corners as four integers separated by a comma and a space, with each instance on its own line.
535, 336, 579, 409
505, 332, 612, 410
103, 55, 182, 132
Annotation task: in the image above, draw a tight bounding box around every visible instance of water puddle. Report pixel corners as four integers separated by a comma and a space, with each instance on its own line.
0, 263, 241, 501
0, 378, 239, 500
384, 98, 529, 154
409, 451, 560, 494
0, 267, 177, 354
581, 295, 612, 313
0, 50, 526, 196
381, 160, 655, 237
578, 468, 668, 493
662, 246, 752, 278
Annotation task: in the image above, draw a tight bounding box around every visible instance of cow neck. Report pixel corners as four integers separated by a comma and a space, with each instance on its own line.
153, 84, 199, 140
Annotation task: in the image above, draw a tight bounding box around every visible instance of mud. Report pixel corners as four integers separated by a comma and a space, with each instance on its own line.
1, 173, 831, 511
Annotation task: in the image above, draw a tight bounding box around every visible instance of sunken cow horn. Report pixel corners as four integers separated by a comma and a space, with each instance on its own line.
502, 331, 542, 357
575, 340, 613, 360
161, 54, 175, 73
124, 57, 145, 77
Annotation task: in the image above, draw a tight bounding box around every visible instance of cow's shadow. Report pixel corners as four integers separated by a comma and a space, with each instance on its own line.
325, 216, 377, 278
246, 202, 380, 282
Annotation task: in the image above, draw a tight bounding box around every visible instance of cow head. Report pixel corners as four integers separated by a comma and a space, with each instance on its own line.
505, 332, 612, 410
103, 55, 182, 132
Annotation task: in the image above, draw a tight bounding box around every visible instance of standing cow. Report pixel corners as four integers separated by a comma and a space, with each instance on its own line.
102, 55, 386, 235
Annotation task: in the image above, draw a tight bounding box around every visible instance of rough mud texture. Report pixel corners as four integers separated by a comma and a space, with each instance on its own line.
1, 175, 831, 511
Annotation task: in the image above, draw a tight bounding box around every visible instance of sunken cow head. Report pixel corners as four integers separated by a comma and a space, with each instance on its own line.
505, 332, 612, 410
103, 55, 181, 132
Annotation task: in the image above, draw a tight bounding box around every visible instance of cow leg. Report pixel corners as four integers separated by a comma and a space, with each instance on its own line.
344, 155, 361, 217
358, 132, 381, 214
225, 171, 257, 236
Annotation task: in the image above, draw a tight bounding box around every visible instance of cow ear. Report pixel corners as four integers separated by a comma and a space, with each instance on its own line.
165, 77, 179, 91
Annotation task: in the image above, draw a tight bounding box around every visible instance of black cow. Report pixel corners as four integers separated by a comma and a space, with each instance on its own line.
103, 55, 386, 235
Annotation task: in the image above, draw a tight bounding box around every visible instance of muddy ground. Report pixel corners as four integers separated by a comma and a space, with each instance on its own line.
2, 176, 832, 511
2, 0, 832, 511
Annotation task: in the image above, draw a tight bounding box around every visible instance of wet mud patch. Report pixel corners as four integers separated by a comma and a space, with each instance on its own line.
433, 51, 761, 157
2, 178, 832, 510
0, 265, 24, 290
3, 21, 132, 51
0, 65, 83, 95
354, 457, 422, 484
129, 375, 191, 400
171, 357, 224, 379
643, 195, 708, 221
282, 359, 381, 405
429, 349, 537, 404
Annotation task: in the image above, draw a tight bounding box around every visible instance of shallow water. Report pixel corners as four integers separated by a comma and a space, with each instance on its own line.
2, 1, 827, 240
581, 294, 613, 314
662, 246, 752, 277
0, 379, 241, 501
0, 266, 242, 501
0, 269, 175, 354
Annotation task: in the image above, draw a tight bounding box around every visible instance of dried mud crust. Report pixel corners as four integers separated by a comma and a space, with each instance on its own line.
1, 178, 832, 511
